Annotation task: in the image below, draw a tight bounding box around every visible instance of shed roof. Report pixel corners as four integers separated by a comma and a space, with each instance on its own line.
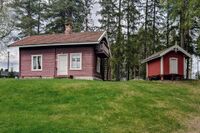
142, 45, 192, 63
10, 31, 107, 47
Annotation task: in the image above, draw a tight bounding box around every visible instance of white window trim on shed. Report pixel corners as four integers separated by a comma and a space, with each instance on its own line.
31, 55, 43, 71
70, 53, 82, 70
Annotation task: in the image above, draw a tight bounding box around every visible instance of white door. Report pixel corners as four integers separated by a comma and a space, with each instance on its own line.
170, 58, 178, 74
57, 54, 68, 75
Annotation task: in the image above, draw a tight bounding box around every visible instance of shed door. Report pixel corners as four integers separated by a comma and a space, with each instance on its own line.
169, 58, 178, 74
57, 54, 68, 75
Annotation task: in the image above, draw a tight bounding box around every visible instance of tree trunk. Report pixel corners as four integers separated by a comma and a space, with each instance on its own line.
166, 0, 169, 46
116, 0, 122, 81
153, 0, 156, 53
37, 0, 41, 34
0, 0, 3, 11
185, 0, 190, 79
126, 0, 130, 80
186, 57, 190, 79
144, 0, 149, 58
28, 0, 32, 36
116, 64, 120, 81
85, 0, 89, 31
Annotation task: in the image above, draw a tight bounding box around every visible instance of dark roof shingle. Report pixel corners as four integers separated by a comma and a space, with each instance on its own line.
10, 31, 105, 47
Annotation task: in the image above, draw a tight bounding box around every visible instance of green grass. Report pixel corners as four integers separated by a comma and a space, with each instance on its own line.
0, 79, 200, 133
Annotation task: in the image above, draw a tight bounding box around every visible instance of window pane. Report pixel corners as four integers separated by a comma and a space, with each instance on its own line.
32, 56, 42, 70
76, 62, 80, 68
72, 62, 77, 68
33, 57, 37, 69
71, 54, 81, 69
38, 56, 41, 69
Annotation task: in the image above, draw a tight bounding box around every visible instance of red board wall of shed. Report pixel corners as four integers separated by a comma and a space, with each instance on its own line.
148, 58, 161, 77
163, 51, 185, 75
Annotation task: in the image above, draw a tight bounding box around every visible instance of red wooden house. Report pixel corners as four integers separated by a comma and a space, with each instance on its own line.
142, 45, 192, 80
10, 24, 111, 80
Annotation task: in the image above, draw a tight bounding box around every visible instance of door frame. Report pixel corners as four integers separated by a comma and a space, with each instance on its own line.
169, 57, 178, 74
57, 54, 68, 76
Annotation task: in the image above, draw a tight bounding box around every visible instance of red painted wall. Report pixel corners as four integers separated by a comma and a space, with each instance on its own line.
148, 58, 161, 77
163, 51, 184, 75
20, 47, 56, 77
20, 45, 101, 78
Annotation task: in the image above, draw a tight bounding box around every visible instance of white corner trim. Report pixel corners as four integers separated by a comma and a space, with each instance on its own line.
98, 31, 107, 42
31, 54, 43, 71
160, 57, 163, 75
18, 42, 99, 48
183, 57, 186, 78
146, 63, 148, 78
69, 53, 82, 70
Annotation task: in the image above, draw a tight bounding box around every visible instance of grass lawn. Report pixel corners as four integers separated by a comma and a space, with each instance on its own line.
0, 79, 200, 133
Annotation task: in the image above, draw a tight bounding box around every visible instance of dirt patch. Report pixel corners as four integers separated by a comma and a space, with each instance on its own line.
186, 116, 200, 133
165, 109, 185, 123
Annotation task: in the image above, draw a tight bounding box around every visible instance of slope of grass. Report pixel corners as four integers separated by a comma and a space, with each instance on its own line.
0, 79, 200, 133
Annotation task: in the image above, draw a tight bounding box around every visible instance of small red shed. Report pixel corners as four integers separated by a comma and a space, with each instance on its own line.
142, 45, 192, 80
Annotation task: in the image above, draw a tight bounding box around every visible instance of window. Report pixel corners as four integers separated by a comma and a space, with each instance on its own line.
32, 55, 42, 71
70, 53, 82, 70
96, 57, 101, 73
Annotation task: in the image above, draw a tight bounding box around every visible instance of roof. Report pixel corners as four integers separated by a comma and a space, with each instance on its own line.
142, 45, 192, 63
10, 31, 107, 47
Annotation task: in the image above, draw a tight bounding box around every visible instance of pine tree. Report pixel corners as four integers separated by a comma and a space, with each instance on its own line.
83, 0, 94, 31
144, 0, 149, 58
115, 0, 123, 81
0, 0, 14, 39
45, 0, 85, 33
99, 0, 142, 80
98, 0, 119, 80
98, 0, 117, 42
123, 0, 140, 80
0, 0, 3, 11
35, 0, 45, 34
10, 0, 42, 36
165, 0, 200, 79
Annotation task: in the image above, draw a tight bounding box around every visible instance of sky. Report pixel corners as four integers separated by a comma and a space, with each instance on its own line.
0, 2, 199, 79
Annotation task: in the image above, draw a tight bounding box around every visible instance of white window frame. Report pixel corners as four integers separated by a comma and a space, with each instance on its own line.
70, 53, 82, 70
31, 55, 42, 71
169, 57, 178, 74
96, 57, 101, 73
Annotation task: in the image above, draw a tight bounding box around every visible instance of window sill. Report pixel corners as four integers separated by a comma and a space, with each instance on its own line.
31, 69, 42, 72
69, 68, 82, 71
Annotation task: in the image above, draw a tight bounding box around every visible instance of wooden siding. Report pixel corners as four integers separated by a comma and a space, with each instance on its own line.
163, 51, 184, 76
19, 45, 102, 79
147, 58, 161, 77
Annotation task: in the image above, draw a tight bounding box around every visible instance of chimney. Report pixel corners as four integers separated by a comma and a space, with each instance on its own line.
65, 22, 73, 34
